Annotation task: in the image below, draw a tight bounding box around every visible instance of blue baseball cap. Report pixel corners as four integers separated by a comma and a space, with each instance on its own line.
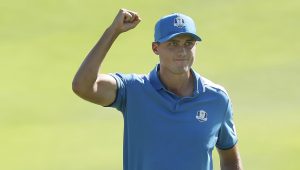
154, 13, 202, 43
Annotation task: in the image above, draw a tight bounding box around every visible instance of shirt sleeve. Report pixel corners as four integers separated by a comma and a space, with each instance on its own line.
104, 73, 127, 113
216, 100, 238, 150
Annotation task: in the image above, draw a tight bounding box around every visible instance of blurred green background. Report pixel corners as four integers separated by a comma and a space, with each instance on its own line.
1, 0, 299, 169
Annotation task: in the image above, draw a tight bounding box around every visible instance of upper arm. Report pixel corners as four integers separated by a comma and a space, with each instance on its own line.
217, 145, 243, 170
74, 74, 118, 106
216, 99, 238, 149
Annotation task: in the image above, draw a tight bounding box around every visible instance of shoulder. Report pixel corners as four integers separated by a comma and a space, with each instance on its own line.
201, 76, 230, 101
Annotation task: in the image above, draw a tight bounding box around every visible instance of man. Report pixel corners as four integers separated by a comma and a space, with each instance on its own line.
72, 8, 243, 170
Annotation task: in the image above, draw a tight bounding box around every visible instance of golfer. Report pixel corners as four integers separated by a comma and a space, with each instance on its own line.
72, 8, 243, 170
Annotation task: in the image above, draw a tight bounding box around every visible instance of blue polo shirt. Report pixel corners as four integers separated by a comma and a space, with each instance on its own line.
108, 64, 237, 170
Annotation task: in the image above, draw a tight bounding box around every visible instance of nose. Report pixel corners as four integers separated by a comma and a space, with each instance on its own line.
178, 46, 187, 57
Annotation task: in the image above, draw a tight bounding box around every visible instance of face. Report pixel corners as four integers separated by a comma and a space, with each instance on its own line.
152, 35, 197, 75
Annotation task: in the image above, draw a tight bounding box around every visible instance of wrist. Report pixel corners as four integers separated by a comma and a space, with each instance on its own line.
107, 25, 122, 37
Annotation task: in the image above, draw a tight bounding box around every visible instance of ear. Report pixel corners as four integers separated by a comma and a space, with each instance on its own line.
152, 42, 159, 55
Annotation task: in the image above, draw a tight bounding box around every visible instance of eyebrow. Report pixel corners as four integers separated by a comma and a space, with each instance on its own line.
168, 39, 195, 42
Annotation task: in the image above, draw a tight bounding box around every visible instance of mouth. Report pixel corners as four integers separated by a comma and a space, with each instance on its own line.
174, 58, 188, 62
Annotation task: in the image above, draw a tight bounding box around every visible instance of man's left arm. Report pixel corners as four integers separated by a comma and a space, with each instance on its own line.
217, 145, 243, 170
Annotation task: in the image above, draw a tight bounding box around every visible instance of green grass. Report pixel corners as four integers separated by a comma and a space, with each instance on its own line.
1, 0, 300, 169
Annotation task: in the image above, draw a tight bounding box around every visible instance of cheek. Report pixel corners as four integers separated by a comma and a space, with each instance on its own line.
159, 55, 172, 65
189, 48, 196, 59
158, 49, 174, 59
192, 48, 196, 56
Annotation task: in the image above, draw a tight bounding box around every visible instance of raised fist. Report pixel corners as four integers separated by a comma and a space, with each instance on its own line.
110, 9, 141, 34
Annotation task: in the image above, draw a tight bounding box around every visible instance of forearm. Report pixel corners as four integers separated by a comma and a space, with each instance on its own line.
218, 146, 243, 170
220, 160, 243, 170
72, 26, 120, 90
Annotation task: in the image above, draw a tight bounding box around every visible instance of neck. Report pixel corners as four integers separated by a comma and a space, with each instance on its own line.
159, 68, 194, 97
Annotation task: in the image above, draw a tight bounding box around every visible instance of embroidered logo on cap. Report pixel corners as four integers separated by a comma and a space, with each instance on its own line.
196, 110, 208, 122
174, 16, 185, 28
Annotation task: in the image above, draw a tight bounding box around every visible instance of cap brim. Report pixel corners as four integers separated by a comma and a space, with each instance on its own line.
157, 32, 202, 43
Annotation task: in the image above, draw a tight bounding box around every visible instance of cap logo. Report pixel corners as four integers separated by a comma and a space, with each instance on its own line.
174, 16, 185, 28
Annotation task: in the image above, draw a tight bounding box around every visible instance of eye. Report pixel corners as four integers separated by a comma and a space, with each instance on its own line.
184, 41, 195, 47
169, 41, 178, 46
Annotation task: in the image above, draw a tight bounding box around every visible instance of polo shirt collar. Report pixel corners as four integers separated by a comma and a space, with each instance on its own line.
149, 64, 205, 95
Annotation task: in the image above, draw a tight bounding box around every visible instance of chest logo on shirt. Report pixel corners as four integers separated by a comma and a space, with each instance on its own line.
196, 110, 208, 122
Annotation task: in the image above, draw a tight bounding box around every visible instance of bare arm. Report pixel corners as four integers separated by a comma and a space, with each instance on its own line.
218, 145, 243, 170
72, 9, 141, 106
